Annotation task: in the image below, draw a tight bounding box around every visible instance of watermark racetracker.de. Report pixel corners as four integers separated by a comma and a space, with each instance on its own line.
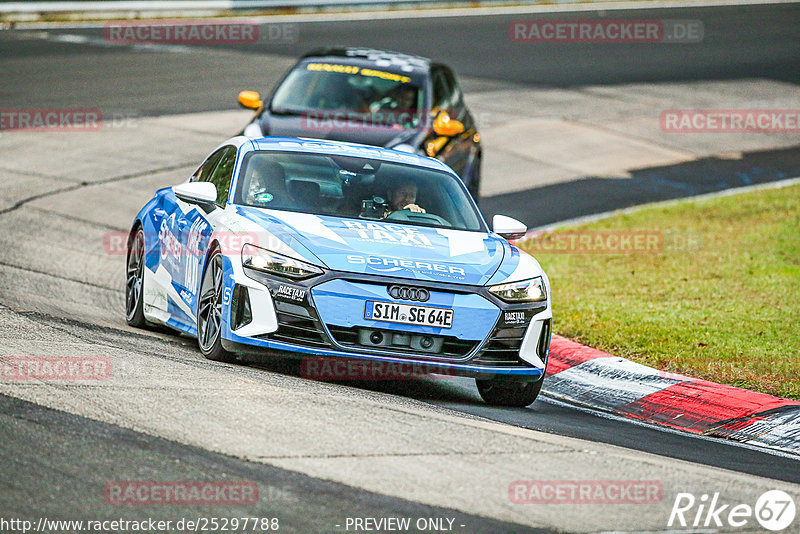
0, 108, 139, 132
0, 517, 280, 532
661, 109, 800, 133
0, 109, 102, 132
301, 357, 458, 381
104, 481, 259, 505
519, 230, 703, 254
0, 356, 111, 381
299, 108, 498, 132
103, 20, 298, 45
104, 230, 271, 257
300, 109, 426, 133
509, 480, 664, 504
509, 19, 703, 43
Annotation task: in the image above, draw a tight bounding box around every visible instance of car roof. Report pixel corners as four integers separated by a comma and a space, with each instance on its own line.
241, 136, 452, 173
301, 47, 431, 76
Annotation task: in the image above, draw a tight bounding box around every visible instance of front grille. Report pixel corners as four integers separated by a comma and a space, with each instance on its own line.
326, 325, 479, 359
257, 301, 330, 348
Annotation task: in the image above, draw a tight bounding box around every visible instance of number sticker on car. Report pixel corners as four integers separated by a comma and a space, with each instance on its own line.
365, 301, 453, 329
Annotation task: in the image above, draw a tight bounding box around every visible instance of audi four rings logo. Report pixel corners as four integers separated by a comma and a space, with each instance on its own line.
388, 285, 430, 302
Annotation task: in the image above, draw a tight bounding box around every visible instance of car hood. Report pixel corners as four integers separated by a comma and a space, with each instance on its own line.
236, 206, 514, 286
262, 114, 419, 148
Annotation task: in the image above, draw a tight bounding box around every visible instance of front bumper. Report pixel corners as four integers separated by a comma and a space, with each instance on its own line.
221, 268, 551, 380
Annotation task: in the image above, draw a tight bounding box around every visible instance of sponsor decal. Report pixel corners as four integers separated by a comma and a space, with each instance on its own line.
254, 192, 273, 203
144, 285, 167, 311
502, 310, 531, 326
346, 254, 466, 276
273, 285, 307, 303
306, 63, 411, 83
179, 289, 192, 304
158, 217, 183, 260
342, 220, 433, 249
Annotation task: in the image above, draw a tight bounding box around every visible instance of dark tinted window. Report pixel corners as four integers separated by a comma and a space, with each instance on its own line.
191, 149, 224, 182
206, 147, 237, 206
271, 61, 425, 129
441, 66, 464, 111
234, 151, 484, 232
431, 67, 453, 111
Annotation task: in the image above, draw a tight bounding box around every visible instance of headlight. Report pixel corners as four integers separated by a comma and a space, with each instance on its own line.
242, 243, 323, 280
488, 277, 547, 302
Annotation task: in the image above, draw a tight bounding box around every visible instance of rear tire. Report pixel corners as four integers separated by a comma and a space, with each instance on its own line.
476, 376, 543, 407
197, 251, 237, 363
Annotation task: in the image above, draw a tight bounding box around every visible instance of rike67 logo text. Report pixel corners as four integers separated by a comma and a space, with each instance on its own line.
669, 490, 796, 531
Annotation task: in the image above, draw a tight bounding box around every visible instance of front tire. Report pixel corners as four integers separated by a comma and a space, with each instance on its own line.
197, 251, 236, 363
126, 227, 147, 327
476, 376, 543, 407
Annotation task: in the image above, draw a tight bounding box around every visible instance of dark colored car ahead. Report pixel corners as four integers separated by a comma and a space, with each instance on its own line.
237, 47, 483, 198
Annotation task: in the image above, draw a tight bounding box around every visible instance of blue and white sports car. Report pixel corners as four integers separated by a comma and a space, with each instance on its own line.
127, 137, 551, 406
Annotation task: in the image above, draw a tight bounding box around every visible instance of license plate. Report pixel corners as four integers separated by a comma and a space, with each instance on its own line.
364, 301, 453, 329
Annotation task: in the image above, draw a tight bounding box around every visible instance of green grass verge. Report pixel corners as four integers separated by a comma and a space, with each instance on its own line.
518, 183, 800, 399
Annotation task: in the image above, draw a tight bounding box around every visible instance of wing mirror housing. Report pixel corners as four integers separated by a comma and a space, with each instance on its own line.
173, 182, 217, 205
238, 90, 263, 110
432, 111, 465, 137
493, 215, 527, 240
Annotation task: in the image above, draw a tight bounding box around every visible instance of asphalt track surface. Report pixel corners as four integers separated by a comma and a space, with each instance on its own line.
0, 393, 545, 533
3, 3, 800, 113
1, 3, 800, 531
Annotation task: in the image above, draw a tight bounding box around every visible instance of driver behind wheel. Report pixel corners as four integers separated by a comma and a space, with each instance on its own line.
386, 179, 425, 216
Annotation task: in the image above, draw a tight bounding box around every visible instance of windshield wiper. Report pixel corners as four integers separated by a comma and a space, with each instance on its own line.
269, 107, 305, 116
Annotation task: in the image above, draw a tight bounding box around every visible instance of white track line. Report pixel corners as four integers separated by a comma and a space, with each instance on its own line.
540, 395, 800, 461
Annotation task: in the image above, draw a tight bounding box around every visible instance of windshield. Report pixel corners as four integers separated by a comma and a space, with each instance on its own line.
234, 151, 485, 232
270, 61, 425, 129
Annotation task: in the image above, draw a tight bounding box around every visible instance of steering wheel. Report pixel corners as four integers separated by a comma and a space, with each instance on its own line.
385, 209, 452, 227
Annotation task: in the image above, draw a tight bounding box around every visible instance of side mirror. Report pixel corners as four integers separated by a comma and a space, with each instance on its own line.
432, 111, 465, 137
238, 90, 263, 110
173, 182, 217, 205
493, 215, 527, 240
